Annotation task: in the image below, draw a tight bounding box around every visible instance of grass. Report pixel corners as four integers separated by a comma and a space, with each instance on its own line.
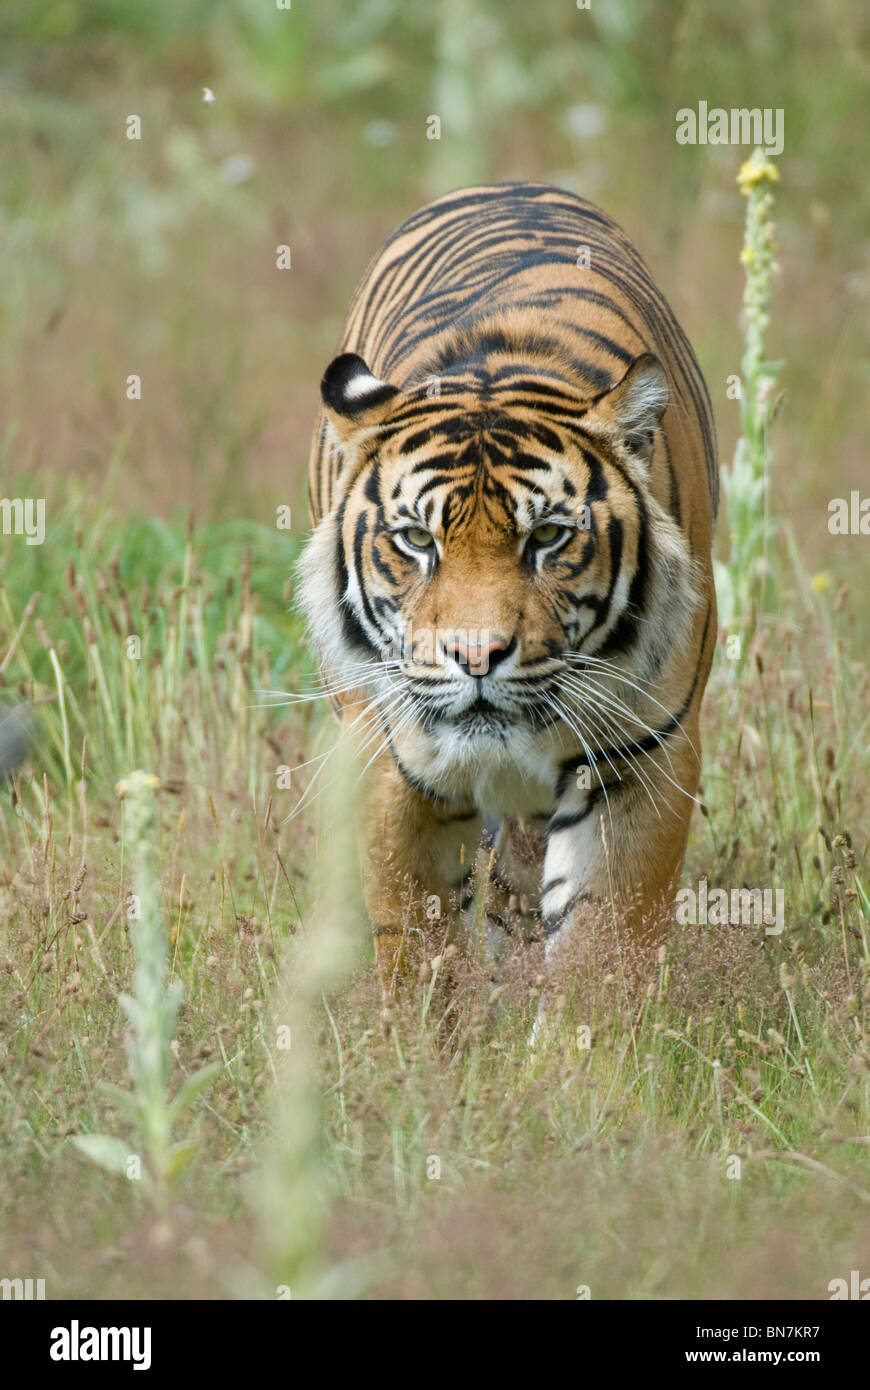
1, 0, 869, 1303
1, 415, 868, 1302
71, 769, 221, 1208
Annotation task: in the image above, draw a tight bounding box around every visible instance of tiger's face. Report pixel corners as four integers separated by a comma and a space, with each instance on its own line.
301, 350, 699, 776
362, 412, 639, 743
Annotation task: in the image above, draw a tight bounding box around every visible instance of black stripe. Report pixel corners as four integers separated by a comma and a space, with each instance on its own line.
596, 601, 712, 764
541, 876, 567, 895
549, 789, 602, 834
542, 891, 593, 936
351, 511, 386, 645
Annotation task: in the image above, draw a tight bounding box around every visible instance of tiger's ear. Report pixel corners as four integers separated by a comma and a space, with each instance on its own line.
585, 353, 669, 464
320, 353, 400, 443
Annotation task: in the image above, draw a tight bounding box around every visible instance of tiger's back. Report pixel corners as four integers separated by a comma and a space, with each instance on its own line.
309, 181, 717, 545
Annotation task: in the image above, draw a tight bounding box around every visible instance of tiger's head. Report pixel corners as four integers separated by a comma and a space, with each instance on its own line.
299, 348, 700, 777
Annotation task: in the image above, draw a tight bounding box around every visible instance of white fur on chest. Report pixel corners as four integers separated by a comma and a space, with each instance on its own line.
396, 721, 560, 817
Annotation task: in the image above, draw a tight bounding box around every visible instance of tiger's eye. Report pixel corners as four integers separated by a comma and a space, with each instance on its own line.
404, 527, 434, 549
531, 522, 562, 544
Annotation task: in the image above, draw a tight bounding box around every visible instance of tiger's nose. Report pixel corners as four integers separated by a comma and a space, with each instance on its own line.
443, 635, 515, 677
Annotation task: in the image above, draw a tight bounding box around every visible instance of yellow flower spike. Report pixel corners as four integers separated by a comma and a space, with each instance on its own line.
812, 571, 833, 594
116, 770, 161, 799
737, 151, 780, 193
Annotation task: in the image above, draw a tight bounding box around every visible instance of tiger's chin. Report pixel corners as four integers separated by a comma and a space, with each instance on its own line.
395, 711, 560, 817
441, 706, 515, 743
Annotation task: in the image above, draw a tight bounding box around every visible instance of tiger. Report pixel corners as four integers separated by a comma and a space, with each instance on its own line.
299, 181, 718, 993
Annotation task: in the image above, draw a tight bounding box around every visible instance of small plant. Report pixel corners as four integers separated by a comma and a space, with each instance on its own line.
72, 770, 218, 1207
715, 148, 782, 642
